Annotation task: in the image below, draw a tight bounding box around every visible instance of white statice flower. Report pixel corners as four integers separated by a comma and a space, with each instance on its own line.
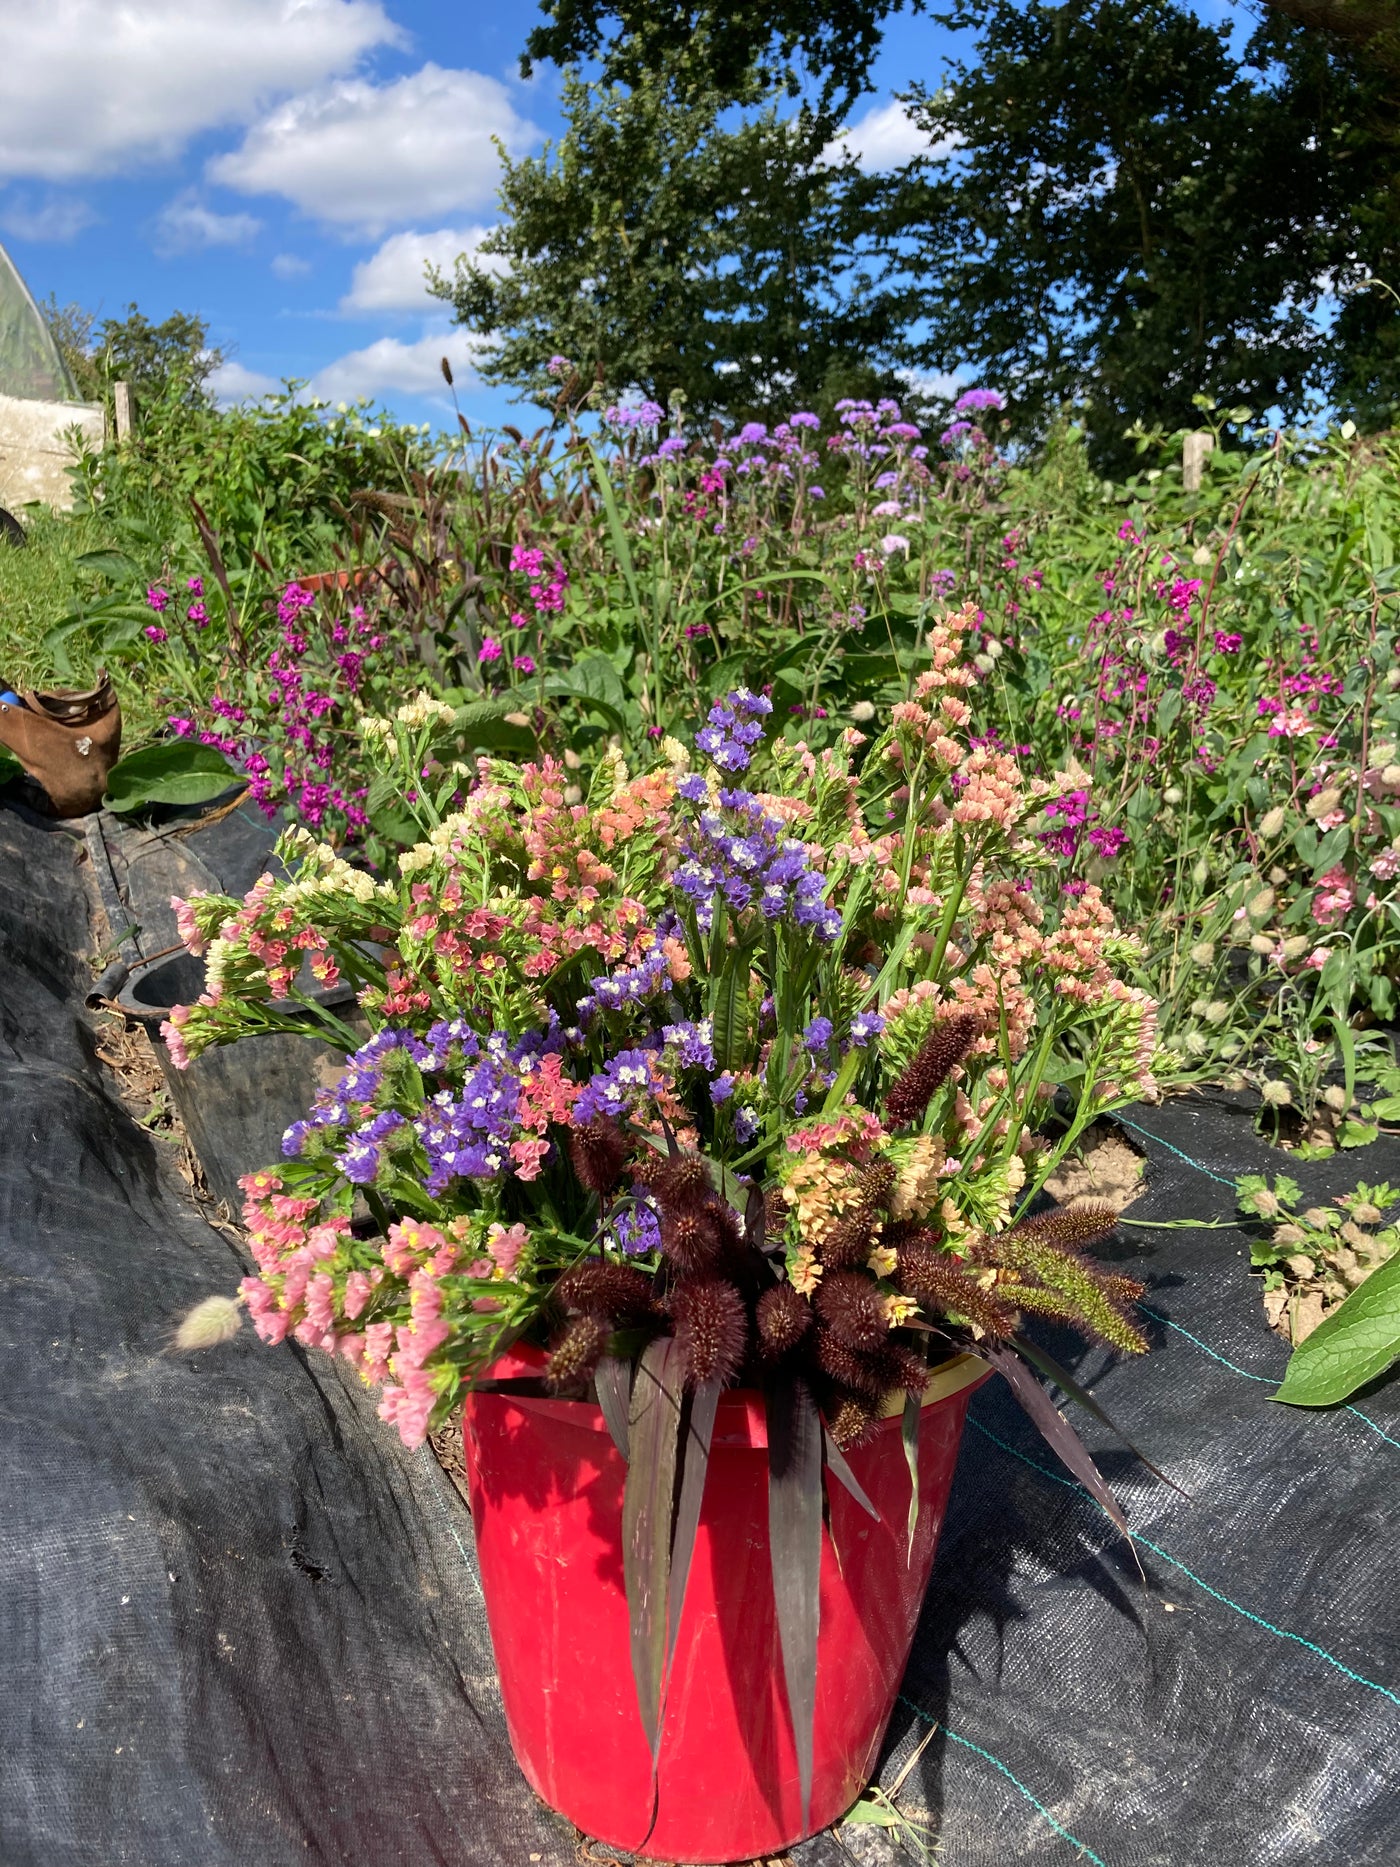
395, 692, 458, 730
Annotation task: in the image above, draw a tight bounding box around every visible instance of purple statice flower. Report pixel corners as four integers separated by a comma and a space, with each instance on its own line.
802, 1017, 833, 1052
664, 1017, 717, 1072
693, 687, 773, 774
848, 1010, 885, 1048
574, 1048, 666, 1126
579, 920, 680, 1019
414, 1049, 523, 1194
674, 785, 841, 941
734, 1106, 760, 1145
710, 1072, 736, 1105
954, 388, 1005, 412
610, 1195, 662, 1257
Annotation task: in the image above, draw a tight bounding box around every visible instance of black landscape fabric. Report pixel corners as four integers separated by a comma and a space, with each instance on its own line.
2, 799, 1398, 1867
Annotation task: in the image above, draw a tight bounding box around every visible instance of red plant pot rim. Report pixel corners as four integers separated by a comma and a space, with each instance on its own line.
477, 1340, 990, 1446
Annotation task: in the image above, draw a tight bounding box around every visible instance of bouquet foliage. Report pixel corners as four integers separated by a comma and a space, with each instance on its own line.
169, 605, 1159, 1804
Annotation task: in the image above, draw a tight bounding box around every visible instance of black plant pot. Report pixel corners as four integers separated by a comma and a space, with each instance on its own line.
118, 952, 359, 1211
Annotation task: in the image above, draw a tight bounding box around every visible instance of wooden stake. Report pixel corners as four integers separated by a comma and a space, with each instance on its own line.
113, 381, 133, 444
1183, 429, 1213, 492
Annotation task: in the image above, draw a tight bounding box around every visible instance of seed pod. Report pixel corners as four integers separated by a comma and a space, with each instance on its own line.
858, 1158, 897, 1211
545, 1314, 609, 1391
867, 1340, 929, 1398
819, 1209, 875, 1271
554, 1261, 654, 1322
672, 1278, 749, 1387
650, 1152, 713, 1215
755, 1282, 813, 1359
825, 1390, 880, 1450
661, 1209, 725, 1274
897, 1240, 1017, 1338
885, 1012, 981, 1127
813, 1328, 888, 1399
568, 1119, 630, 1197
814, 1270, 890, 1350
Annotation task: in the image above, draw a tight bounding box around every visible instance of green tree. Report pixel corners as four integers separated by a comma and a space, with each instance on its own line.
43, 299, 224, 411
430, 59, 911, 423
864, 0, 1400, 465
522, 0, 920, 124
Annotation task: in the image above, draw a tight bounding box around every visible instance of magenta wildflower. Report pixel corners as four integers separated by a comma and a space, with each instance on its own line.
479, 638, 503, 663
146, 586, 170, 613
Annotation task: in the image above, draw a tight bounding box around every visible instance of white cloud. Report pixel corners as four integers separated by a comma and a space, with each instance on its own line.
207, 358, 281, 404
0, 193, 96, 242
340, 226, 495, 313
309, 329, 485, 402
271, 253, 312, 279
825, 100, 952, 173
0, 1, 400, 181
155, 191, 261, 256
210, 64, 538, 236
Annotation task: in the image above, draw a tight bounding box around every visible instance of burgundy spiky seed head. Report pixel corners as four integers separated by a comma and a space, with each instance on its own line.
897, 1239, 1017, 1338
755, 1282, 813, 1359
568, 1118, 630, 1197
545, 1314, 609, 1392
660, 1209, 724, 1274
825, 1390, 880, 1450
554, 1261, 654, 1322
813, 1329, 888, 1399
818, 1209, 875, 1271
814, 1269, 890, 1350
651, 1152, 713, 1215
884, 1011, 981, 1127
672, 1278, 749, 1387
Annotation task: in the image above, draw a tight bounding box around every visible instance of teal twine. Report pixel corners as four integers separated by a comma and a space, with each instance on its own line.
1137, 1304, 1400, 1451
969, 1416, 1400, 1709
897, 1695, 1110, 1865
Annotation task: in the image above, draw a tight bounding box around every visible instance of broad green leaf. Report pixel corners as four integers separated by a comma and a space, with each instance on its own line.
105, 742, 240, 812
1273, 1253, 1400, 1406
76, 549, 142, 582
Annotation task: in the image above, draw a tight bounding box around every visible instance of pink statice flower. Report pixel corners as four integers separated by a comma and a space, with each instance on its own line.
1311, 866, 1354, 926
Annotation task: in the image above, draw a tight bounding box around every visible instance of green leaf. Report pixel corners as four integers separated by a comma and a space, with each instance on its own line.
665, 1378, 720, 1669
1273, 1254, 1400, 1406
1310, 823, 1349, 877
766, 1374, 823, 1831
76, 549, 142, 582
902, 1390, 921, 1564
0, 746, 23, 785
453, 699, 537, 754
104, 742, 240, 812
545, 652, 633, 732
844, 1797, 903, 1828
622, 1336, 684, 1760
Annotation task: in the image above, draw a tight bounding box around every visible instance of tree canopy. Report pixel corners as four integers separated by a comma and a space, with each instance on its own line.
864, 0, 1400, 462
429, 60, 908, 424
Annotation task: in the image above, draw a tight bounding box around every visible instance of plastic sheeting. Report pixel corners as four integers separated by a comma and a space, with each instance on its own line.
3, 796, 1398, 1866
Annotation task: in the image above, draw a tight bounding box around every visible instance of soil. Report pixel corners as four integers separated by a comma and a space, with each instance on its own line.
1043, 1119, 1145, 1212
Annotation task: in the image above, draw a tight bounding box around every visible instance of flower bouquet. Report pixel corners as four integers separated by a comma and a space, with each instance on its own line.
169, 604, 1159, 1857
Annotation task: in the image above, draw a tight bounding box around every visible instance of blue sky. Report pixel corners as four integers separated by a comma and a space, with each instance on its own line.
0, 1, 1246, 435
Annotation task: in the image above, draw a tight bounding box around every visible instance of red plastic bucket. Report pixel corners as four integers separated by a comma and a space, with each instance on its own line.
462, 1349, 989, 1862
